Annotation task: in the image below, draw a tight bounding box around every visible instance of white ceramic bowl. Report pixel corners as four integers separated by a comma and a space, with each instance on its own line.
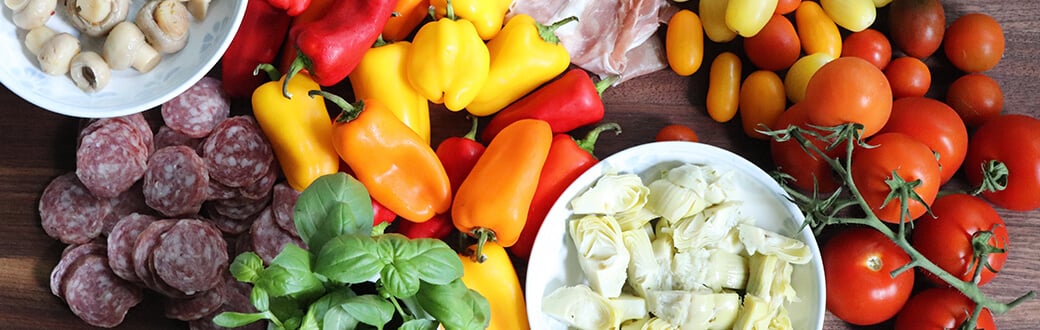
0, 0, 247, 118
526, 141, 826, 329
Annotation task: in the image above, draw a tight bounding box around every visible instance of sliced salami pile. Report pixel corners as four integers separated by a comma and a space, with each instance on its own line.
39, 77, 310, 328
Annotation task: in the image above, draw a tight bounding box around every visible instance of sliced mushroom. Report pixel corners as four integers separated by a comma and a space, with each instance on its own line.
7, 0, 57, 30
24, 25, 57, 55
136, 0, 190, 54
185, 0, 209, 20
37, 33, 81, 75
70, 51, 111, 92
103, 21, 161, 73
63, 0, 130, 37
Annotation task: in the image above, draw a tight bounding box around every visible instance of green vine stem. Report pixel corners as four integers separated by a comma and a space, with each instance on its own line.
760, 123, 1036, 329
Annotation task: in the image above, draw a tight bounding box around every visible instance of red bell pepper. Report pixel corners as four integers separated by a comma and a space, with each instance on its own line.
276, 0, 335, 73
220, 0, 291, 99
480, 68, 616, 143
510, 123, 621, 260
282, 0, 397, 96
395, 213, 454, 239
267, 0, 311, 16
436, 117, 486, 194
372, 198, 397, 226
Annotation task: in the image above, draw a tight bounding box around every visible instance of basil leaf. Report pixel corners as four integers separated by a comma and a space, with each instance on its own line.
308, 202, 368, 253
341, 294, 394, 329
416, 279, 490, 330
294, 173, 374, 248
378, 234, 417, 259
251, 286, 270, 312
212, 311, 270, 328
315, 234, 385, 284
382, 259, 421, 298
299, 308, 319, 330
323, 305, 360, 330
399, 319, 438, 330
229, 252, 264, 283
303, 287, 357, 330
463, 287, 492, 329
257, 262, 324, 298
408, 239, 463, 285
268, 296, 305, 328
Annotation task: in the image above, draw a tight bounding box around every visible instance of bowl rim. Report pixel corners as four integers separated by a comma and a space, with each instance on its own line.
524, 140, 826, 329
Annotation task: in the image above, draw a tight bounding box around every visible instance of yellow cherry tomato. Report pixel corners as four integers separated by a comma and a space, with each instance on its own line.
700, 0, 737, 43
706, 52, 741, 123
820, 0, 876, 32
740, 70, 787, 140
666, 9, 704, 76
796, 1, 842, 58
726, 0, 779, 37
784, 52, 836, 103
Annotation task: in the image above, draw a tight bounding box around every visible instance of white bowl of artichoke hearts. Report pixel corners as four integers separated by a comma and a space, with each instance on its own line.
0, 0, 246, 118
526, 141, 826, 330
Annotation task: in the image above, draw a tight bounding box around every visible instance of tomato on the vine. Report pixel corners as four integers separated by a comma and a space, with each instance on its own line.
944, 13, 1005, 73
851, 132, 941, 223
946, 73, 1004, 127
803, 57, 892, 138
965, 114, 1040, 211
887, 0, 945, 59
769, 103, 841, 193
877, 97, 967, 184
824, 227, 915, 326
912, 194, 1008, 286
894, 287, 997, 330
655, 124, 699, 142
841, 28, 891, 70
884, 56, 931, 99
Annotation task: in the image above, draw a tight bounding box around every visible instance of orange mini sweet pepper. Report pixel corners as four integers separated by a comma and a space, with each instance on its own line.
312, 91, 451, 223
350, 38, 431, 144
382, 0, 430, 41
452, 119, 552, 260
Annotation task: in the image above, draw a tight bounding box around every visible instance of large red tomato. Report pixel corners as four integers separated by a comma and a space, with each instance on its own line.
964, 114, 1040, 210
769, 102, 841, 192
803, 57, 892, 138
946, 73, 1004, 127
894, 287, 997, 330
944, 13, 1005, 73
851, 133, 941, 223
824, 227, 915, 326
877, 97, 967, 184
912, 194, 1008, 285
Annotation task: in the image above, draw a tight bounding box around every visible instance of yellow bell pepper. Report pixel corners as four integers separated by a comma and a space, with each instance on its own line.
350, 39, 432, 144
406, 1, 490, 112
251, 65, 339, 192
459, 242, 529, 330
431, 0, 512, 40
464, 14, 574, 117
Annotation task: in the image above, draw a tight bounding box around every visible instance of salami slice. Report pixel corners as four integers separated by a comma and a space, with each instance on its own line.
238, 161, 279, 200
101, 182, 150, 236
132, 219, 178, 295
49, 243, 106, 298
206, 178, 239, 201
153, 219, 229, 295
164, 283, 226, 321
143, 146, 210, 217
211, 193, 270, 221
189, 278, 264, 330
203, 204, 255, 235
63, 254, 144, 328
39, 172, 109, 244
249, 207, 306, 264
154, 125, 204, 151
271, 183, 301, 237
161, 77, 230, 138
107, 213, 157, 282
77, 118, 150, 198
200, 116, 274, 188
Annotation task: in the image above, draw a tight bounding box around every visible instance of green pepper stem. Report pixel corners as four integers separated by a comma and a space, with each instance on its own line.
463, 116, 479, 141
594, 75, 619, 95
309, 90, 363, 123
469, 228, 498, 263
283, 50, 314, 99
539, 16, 578, 44
575, 122, 621, 155
253, 63, 281, 81
373, 34, 388, 48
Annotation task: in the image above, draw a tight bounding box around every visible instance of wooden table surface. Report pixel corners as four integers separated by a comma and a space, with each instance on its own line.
2, 1, 1039, 329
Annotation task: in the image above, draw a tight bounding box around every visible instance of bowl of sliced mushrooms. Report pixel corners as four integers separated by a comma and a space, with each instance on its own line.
0, 0, 246, 118
526, 141, 826, 330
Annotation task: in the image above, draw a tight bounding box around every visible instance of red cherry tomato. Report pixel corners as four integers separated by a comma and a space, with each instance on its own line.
894, 287, 997, 330
824, 227, 915, 326
769, 103, 841, 192
912, 194, 1008, 286
851, 132, 941, 223
744, 14, 801, 71
877, 97, 967, 184
964, 114, 1040, 211
655, 124, 699, 142
946, 73, 1004, 127
804, 57, 892, 138
841, 28, 892, 70
885, 56, 931, 98
944, 13, 1005, 73
774, 0, 800, 15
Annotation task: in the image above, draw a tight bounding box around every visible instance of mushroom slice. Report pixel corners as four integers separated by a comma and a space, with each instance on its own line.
24, 25, 57, 55
70, 51, 111, 92
64, 0, 130, 37
103, 21, 162, 73
136, 0, 190, 54
8, 0, 57, 30
37, 33, 81, 76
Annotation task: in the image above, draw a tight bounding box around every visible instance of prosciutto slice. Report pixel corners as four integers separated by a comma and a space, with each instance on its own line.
509, 0, 674, 84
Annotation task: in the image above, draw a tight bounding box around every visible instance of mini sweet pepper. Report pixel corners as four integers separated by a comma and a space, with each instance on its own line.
349, 38, 431, 144
406, 1, 490, 111
431, 0, 512, 40
382, 0, 430, 41
459, 242, 529, 329
464, 14, 575, 117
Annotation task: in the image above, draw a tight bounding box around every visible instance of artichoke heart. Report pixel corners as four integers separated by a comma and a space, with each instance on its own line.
569, 214, 630, 298
684, 291, 741, 330
544, 285, 648, 330
672, 248, 748, 292
623, 229, 663, 297
647, 164, 734, 223
671, 201, 748, 252
571, 172, 650, 215
737, 224, 812, 265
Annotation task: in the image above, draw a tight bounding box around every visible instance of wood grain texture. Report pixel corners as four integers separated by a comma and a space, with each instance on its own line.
1, 0, 1038, 329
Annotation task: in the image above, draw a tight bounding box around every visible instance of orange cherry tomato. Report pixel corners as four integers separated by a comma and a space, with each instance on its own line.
795, 0, 842, 58
885, 56, 931, 99
744, 15, 800, 71
946, 73, 1004, 127
775, 0, 800, 15
655, 124, 700, 142
739, 70, 787, 140
944, 13, 1005, 73
706, 52, 742, 123
842, 28, 892, 70
666, 9, 704, 77
803, 57, 892, 138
